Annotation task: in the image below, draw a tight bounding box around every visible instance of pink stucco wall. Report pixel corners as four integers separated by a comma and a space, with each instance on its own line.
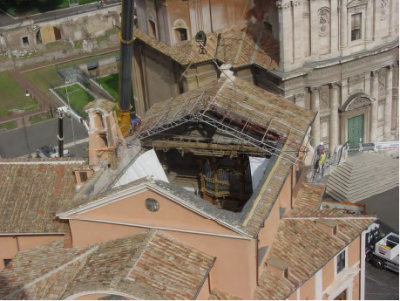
0, 235, 63, 272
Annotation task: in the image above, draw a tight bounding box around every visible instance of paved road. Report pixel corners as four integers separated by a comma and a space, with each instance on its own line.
359, 187, 399, 234
0, 118, 88, 158
0, 0, 121, 28
365, 262, 399, 300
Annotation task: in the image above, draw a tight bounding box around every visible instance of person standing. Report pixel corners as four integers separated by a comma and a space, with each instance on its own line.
314, 142, 326, 170
319, 149, 326, 176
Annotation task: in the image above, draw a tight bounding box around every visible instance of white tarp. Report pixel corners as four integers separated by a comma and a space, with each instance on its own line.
113, 149, 169, 188
249, 157, 270, 191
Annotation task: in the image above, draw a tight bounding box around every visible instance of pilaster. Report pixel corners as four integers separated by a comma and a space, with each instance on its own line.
292, 1, 303, 66
370, 70, 379, 142
329, 82, 340, 149
365, 0, 373, 42
277, 0, 293, 71
340, 0, 348, 50
384, 65, 393, 139
310, 0, 320, 57
310, 87, 321, 147
330, 0, 339, 54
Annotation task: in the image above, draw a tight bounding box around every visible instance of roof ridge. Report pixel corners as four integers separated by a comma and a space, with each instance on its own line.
124, 230, 156, 283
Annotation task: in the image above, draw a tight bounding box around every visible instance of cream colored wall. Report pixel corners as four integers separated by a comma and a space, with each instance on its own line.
71, 190, 239, 237
75, 293, 133, 300
0, 235, 63, 272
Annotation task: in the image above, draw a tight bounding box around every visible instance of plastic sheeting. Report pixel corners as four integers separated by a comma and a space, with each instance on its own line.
249, 157, 270, 191
113, 149, 169, 188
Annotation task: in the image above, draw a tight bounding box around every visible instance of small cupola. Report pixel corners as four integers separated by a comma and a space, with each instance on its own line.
315, 219, 338, 236
266, 256, 290, 279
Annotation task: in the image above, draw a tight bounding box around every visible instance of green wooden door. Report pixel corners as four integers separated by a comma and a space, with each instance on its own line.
348, 115, 364, 147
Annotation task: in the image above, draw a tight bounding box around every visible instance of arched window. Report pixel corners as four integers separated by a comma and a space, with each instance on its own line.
173, 19, 189, 43
148, 19, 156, 38
263, 21, 272, 34
175, 28, 188, 42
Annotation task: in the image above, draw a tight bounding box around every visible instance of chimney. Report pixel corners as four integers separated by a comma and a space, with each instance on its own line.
219, 64, 235, 81
266, 257, 289, 279
315, 219, 338, 236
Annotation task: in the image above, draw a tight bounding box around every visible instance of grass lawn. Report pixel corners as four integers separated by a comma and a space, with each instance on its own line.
24, 51, 120, 98
96, 73, 119, 100
0, 72, 39, 118
54, 84, 94, 117
0, 121, 17, 131
30, 113, 53, 124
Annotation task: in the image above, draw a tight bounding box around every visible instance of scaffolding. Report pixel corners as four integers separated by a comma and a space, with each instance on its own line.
129, 87, 311, 166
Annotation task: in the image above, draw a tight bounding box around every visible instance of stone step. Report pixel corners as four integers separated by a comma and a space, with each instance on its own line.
326, 153, 399, 203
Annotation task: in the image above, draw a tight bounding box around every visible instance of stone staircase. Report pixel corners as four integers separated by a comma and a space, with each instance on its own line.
326, 152, 399, 203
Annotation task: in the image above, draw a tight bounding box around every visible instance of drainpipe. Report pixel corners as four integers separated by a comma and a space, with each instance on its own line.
256, 235, 259, 286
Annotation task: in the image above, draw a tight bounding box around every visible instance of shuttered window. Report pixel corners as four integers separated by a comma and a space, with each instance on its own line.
351, 13, 362, 41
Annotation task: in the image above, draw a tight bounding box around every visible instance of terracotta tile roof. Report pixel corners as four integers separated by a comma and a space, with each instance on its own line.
208, 288, 242, 300
255, 216, 376, 299
256, 270, 294, 300
134, 23, 279, 70
293, 182, 325, 210
0, 240, 93, 300
0, 231, 215, 300
0, 159, 86, 234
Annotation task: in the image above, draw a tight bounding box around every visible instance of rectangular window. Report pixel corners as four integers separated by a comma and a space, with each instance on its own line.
175, 28, 188, 41
4, 259, 12, 267
337, 250, 346, 274
22, 36, 29, 46
80, 172, 88, 183
351, 13, 362, 41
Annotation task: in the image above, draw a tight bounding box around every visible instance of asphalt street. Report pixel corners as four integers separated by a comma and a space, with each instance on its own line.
365, 262, 399, 300
359, 187, 399, 234
0, 0, 121, 28
0, 118, 88, 158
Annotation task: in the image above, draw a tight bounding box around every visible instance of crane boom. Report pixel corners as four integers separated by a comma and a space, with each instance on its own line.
116, 0, 134, 136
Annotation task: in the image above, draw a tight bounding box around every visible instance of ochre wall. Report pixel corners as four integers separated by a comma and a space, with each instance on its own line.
166, 230, 256, 300
348, 236, 361, 267
70, 190, 239, 237
0, 235, 63, 272
196, 276, 210, 300
322, 256, 335, 292
70, 220, 146, 247
300, 275, 315, 300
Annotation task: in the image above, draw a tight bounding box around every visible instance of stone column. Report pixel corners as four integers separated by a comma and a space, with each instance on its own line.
384, 66, 393, 139
373, 0, 380, 41
340, 0, 348, 49
277, 1, 293, 71
365, 0, 373, 42
310, 0, 319, 56
389, 0, 394, 36
341, 78, 348, 106
370, 70, 379, 142
329, 83, 340, 149
292, 1, 303, 65
310, 87, 321, 147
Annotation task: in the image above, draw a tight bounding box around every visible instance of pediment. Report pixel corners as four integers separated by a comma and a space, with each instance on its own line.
347, 0, 368, 8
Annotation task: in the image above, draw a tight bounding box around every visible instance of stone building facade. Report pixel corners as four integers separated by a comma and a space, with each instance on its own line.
132, 0, 399, 150
0, 6, 121, 56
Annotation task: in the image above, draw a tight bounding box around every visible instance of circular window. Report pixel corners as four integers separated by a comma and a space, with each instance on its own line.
145, 198, 160, 212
